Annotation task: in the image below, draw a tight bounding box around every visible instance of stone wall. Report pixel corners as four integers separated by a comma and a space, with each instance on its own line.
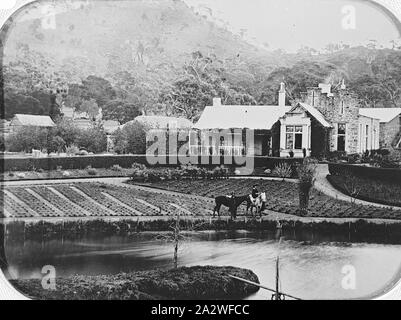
302, 87, 360, 153
381, 115, 401, 148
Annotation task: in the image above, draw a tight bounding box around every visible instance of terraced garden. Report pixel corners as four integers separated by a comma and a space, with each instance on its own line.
0, 182, 216, 219
133, 179, 401, 220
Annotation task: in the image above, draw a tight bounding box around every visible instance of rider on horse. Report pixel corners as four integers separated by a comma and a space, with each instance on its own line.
250, 185, 259, 204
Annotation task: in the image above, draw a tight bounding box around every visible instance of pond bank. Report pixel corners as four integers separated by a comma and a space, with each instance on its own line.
3, 215, 401, 244
10, 266, 259, 300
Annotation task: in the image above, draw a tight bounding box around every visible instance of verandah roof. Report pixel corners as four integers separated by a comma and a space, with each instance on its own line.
193, 105, 291, 130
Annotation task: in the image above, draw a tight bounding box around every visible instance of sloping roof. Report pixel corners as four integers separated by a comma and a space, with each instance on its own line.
359, 108, 401, 123
193, 105, 291, 130
12, 114, 55, 127
294, 103, 332, 128
123, 116, 193, 129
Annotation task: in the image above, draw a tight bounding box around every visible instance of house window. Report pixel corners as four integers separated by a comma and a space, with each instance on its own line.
365, 125, 369, 150
340, 101, 345, 115
286, 126, 303, 150
337, 123, 346, 152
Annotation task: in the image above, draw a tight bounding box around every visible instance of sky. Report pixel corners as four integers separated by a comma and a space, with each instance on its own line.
184, 0, 401, 52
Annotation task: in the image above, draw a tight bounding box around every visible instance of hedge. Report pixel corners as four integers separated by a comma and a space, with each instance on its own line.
328, 162, 401, 184
1, 155, 303, 172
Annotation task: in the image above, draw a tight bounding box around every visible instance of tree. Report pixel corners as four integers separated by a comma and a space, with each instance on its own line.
5, 126, 49, 152
76, 127, 107, 153
297, 158, 317, 215
111, 121, 147, 154
80, 99, 100, 120
103, 99, 141, 124
52, 119, 81, 147
48, 136, 66, 154
4, 92, 45, 119
81, 76, 116, 108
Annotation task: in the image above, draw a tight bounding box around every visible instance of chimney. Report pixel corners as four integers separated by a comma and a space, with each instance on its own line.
278, 82, 286, 107
318, 83, 331, 95
340, 79, 346, 90
213, 98, 222, 107
306, 87, 322, 106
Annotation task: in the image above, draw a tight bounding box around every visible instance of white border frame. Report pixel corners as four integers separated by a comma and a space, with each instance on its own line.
0, 0, 400, 300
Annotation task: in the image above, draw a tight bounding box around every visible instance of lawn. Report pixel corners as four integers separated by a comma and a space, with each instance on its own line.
132, 179, 401, 220
327, 175, 401, 207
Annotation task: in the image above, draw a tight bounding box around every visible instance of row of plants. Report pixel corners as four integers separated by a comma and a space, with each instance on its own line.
328, 162, 401, 183
327, 149, 401, 169
139, 176, 401, 220
131, 164, 230, 182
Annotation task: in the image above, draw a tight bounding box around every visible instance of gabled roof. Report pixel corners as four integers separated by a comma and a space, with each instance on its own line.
12, 114, 55, 127
193, 105, 291, 130
123, 116, 193, 129
358, 108, 401, 123
293, 103, 332, 128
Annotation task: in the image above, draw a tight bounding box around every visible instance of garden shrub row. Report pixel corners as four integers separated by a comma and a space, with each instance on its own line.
131, 164, 230, 182
2, 155, 303, 172
328, 162, 401, 183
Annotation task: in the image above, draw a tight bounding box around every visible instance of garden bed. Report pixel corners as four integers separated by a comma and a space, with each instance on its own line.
10, 266, 259, 300
129, 179, 401, 220
0, 168, 133, 182
327, 175, 401, 207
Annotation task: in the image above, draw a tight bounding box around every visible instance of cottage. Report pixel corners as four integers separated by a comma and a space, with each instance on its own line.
10, 114, 55, 132
193, 82, 380, 158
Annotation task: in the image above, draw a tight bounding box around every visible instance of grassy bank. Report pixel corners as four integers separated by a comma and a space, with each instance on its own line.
10, 266, 259, 300
327, 175, 401, 207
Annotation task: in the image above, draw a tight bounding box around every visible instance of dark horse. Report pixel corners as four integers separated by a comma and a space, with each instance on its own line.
213, 195, 249, 219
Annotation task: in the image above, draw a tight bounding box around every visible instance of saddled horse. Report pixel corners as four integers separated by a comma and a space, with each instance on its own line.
246, 192, 267, 217
213, 195, 249, 219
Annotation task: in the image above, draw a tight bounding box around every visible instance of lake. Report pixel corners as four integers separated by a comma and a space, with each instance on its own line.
3, 230, 401, 300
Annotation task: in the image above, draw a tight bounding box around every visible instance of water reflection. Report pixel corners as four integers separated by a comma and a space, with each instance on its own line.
4, 230, 401, 300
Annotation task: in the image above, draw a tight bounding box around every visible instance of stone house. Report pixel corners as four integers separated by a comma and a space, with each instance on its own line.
193, 82, 380, 158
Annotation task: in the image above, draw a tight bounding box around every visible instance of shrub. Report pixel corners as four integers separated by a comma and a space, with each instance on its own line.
66, 145, 80, 156
111, 164, 123, 172
297, 158, 318, 214
86, 166, 98, 176
273, 162, 293, 181
76, 127, 107, 154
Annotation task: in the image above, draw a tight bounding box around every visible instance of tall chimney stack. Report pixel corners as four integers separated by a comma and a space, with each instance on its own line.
278, 82, 286, 107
